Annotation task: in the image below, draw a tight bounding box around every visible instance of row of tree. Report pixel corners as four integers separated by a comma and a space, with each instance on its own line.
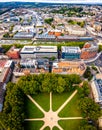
18, 73, 81, 94
0, 82, 25, 130
78, 81, 101, 130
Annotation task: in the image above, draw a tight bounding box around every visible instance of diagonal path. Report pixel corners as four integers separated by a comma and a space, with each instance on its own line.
40, 124, 46, 130
56, 90, 78, 114
27, 95, 46, 114
56, 124, 63, 130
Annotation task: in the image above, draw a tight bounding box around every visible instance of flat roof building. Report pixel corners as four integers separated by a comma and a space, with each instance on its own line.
61, 46, 81, 60
20, 46, 57, 59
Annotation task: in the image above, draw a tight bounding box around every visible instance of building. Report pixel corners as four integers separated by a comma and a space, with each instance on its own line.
61, 46, 81, 60
66, 25, 86, 36
0, 83, 6, 112
48, 29, 62, 36
81, 42, 98, 60
0, 60, 13, 112
35, 34, 56, 41
14, 59, 49, 77
57, 36, 94, 42
0, 60, 13, 83
20, 59, 49, 70
14, 32, 34, 39
6, 46, 20, 59
20, 46, 57, 59
91, 74, 102, 104
52, 61, 86, 76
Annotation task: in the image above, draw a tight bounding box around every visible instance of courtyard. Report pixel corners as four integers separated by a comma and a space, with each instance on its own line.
24, 90, 84, 130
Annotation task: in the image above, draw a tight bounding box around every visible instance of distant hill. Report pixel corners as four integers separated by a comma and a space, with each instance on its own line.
0, 2, 102, 9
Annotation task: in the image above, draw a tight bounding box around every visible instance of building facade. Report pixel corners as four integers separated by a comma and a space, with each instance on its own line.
91, 74, 102, 104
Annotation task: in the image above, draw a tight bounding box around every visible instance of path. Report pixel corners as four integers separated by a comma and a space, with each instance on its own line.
60, 117, 83, 120
56, 90, 78, 113
50, 92, 52, 110
27, 95, 46, 114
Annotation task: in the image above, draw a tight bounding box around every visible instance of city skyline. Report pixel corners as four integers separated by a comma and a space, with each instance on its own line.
0, 0, 102, 3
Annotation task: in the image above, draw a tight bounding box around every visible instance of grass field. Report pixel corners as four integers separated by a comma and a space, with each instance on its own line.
58, 120, 82, 130
32, 93, 50, 112
24, 121, 44, 130
52, 91, 73, 111
24, 96, 44, 118
58, 93, 82, 117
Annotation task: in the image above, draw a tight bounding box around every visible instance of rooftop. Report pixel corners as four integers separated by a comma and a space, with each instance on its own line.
61, 46, 81, 53
52, 61, 86, 75
91, 74, 102, 103
21, 46, 57, 53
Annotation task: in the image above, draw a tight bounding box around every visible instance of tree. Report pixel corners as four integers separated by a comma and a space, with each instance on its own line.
79, 120, 97, 130
3, 32, 10, 38
78, 81, 90, 98
44, 18, 53, 25
79, 97, 101, 121
57, 77, 66, 93
83, 67, 93, 81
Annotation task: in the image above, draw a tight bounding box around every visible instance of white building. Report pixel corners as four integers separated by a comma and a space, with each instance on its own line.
20, 46, 57, 59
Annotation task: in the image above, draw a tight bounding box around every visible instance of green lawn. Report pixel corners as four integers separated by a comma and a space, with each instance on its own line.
32, 93, 50, 112
58, 93, 82, 117
58, 120, 82, 130
24, 121, 44, 130
52, 91, 73, 111
44, 126, 50, 130
24, 96, 44, 118
53, 126, 60, 130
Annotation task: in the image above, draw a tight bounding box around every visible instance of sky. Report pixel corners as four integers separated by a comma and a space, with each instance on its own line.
0, 0, 102, 3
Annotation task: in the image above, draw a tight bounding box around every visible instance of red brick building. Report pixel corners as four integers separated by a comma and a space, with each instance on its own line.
6, 46, 20, 59
81, 42, 98, 60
